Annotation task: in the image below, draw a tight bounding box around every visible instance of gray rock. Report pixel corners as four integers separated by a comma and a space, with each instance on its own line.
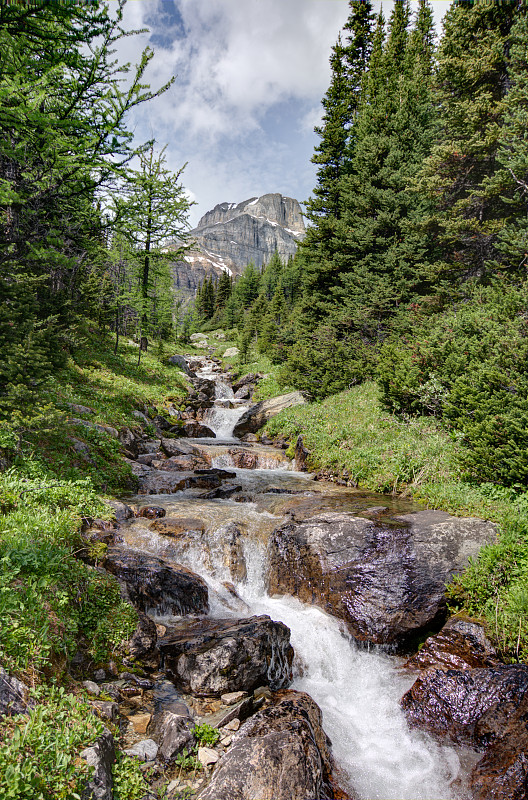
91, 701, 119, 722
118, 427, 137, 452
67, 403, 95, 416
94, 669, 106, 682
147, 710, 194, 762
169, 354, 194, 376
0, 667, 31, 717
124, 738, 159, 762
83, 680, 101, 697
132, 409, 151, 426
159, 615, 293, 697
190, 333, 208, 343
268, 510, 497, 651
223, 347, 239, 359
233, 392, 306, 437
104, 547, 208, 616
196, 691, 332, 800
81, 728, 116, 800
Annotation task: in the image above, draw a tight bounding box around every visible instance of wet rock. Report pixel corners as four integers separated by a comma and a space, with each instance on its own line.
199, 485, 242, 500
471, 708, 528, 800
268, 511, 497, 651
233, 392, 306, 437
161, 437, 205, 457
104, 547, 208, 616
196, 690, 333, 800
150, 516, 206, 536
214, 522, 247, 583
401, 663, 528, 747
294, 435, 310, 471
147, 709, 194, 761
159, 615, 293, 697
80, 728, 116, 800
104, 499, 135, 522
405, 617, 501, 673
0, 667, 31, 717
137, 505, 166, 519
182, 421, 216, 438
137, 470, 224, 495
234, 385, 252, 400
154, 454, 210, 470
127, 612, 158, 665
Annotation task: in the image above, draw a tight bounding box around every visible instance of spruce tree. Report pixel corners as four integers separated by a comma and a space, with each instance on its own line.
415, 0, 519, 288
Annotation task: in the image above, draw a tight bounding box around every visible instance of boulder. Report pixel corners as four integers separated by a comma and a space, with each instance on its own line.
405, 617, 501, 673
267, 510, 497, 651
137, 505, 166, 519
223, 347, 239, 359
401, 663, 528, 799
159, 615, 293, 696
169, 354, 194, 376
196, 691, 333, 800
182, 422, 215, 438
161, 437, 208, 458
105, 500, 135, 522
124, 739, 158, 761
233, 392, 306, 437
136, 469, 226, 495
80, 728, 116, 800
232, 373, 263, 393
103, 548, 208, 616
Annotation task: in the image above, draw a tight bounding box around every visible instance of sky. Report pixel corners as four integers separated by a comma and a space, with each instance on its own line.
114, 0, 452, 227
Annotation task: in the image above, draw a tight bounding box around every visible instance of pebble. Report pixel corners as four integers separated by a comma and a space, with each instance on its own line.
129, 713, 152, 734
220, 691, 247, 705
222, 718, 240, 732
220, 734, 232, 746
198, 747, 219, 766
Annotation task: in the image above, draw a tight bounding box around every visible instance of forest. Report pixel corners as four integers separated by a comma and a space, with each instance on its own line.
198, 0, 528, 489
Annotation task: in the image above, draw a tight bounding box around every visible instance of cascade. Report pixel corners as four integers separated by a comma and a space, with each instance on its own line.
120, 360, 469, 799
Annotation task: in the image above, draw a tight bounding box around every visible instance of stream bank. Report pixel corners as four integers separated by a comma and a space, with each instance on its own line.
80, 355, 525, 800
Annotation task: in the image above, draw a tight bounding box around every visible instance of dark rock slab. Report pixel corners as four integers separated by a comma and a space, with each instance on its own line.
104, 547, 208, 616
294, 435, 310, 471
268, 510, 497, 651
182, 422, 216, 438
127, 612, 158, 666
196, 690, 334, 800
159, 615, 293, 697
137, 505, 166, 519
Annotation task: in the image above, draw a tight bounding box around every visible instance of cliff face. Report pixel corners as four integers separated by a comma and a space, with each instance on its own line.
169, 193, 305, 299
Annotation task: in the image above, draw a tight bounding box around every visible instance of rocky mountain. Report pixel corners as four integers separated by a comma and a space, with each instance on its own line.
168, 193, 305, 299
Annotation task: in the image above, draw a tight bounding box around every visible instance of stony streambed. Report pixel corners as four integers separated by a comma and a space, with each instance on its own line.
81, 356, 528, 800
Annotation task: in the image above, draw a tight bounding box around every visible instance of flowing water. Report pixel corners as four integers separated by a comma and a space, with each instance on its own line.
122, 358, 469, 799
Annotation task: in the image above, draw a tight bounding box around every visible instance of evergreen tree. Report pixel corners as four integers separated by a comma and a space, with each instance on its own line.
0, 1, 171, 414
114, 144, 191, 360
415, 0, 519, 288
302, 0, 374, 271
215, 270, 232, 309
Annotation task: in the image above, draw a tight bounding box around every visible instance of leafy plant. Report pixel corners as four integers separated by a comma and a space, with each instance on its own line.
192, 722, 220, 747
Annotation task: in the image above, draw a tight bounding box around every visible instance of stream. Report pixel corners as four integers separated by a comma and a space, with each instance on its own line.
121, 358, 469, 799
